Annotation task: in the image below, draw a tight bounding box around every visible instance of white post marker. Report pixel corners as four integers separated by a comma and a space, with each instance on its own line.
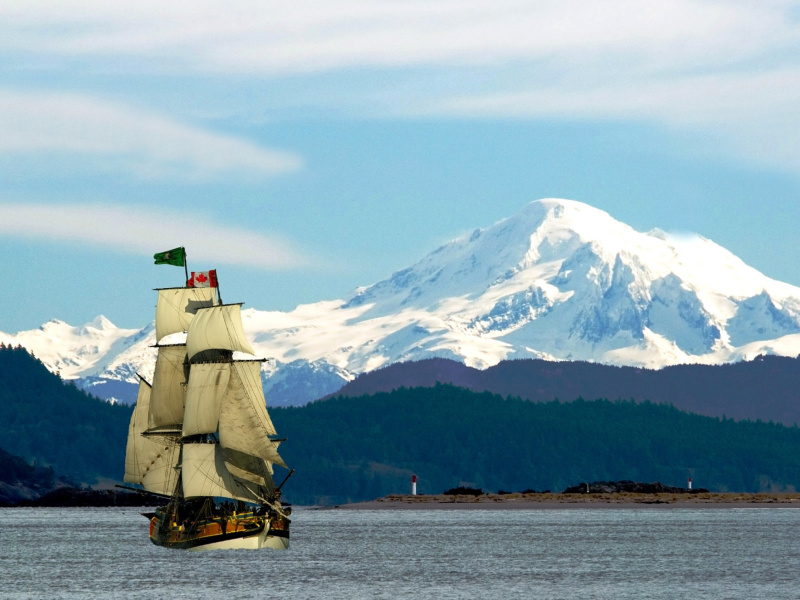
688, 478, 692, 490
411, 474, 417, 495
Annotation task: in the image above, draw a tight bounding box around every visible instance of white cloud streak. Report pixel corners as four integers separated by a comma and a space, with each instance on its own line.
430, 66, 800, 170
0, 91, 302, 180
435, 67, 800, 127
0, 203, 311, 270
1, 1, 795, 74
2, 1, 800, 172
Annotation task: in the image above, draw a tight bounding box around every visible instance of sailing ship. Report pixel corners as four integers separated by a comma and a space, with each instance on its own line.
123, 262, 292, 551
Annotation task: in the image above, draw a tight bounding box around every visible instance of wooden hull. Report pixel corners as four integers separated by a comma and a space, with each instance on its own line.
149, 509, 290, 551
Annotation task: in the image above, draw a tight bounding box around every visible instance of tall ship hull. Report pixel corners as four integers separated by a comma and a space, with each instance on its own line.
147, 503, 290, 551
123, 251, 293, 551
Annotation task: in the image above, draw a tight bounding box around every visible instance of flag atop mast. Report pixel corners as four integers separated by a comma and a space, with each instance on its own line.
188, 270, 218, 288
153, 247, 186, 267
154, 246, 189, 283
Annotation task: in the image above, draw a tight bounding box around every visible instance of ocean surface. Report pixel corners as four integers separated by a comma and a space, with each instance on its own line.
2, 506, 799, 599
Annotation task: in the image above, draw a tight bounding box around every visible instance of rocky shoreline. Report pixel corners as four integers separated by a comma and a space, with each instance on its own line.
323, 491, 800, 510
5, 480, 799, 510
1, 486, 165, 508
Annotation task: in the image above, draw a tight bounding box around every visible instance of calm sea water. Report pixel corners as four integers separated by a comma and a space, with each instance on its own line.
1, 506, 799, 599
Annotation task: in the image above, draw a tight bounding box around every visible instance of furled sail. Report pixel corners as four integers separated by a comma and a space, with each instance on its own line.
182, 443, 264, 503
124, 377, 180, 494
186, 304, 255, 362
218, 361, 286, 469
148, 344, 188, 430
182, 362, 231, 437
155, 287, 217, 343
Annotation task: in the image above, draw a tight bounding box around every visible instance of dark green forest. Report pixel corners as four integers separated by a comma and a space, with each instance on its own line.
0, 445, 72, 504
274, 384, 800, 505
0, 344, 131, 484
3, 345, 800, 505
331, 356, 800, 426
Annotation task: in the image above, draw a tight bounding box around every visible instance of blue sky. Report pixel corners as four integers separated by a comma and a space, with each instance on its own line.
2, 1, 800, 331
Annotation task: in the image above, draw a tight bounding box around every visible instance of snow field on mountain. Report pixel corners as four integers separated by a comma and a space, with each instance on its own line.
3, 198, 800, 405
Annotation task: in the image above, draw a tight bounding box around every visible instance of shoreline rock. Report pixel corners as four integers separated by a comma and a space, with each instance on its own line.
319, 491, 800, 509
7, 487, 165, 507
562, 480, 710, 494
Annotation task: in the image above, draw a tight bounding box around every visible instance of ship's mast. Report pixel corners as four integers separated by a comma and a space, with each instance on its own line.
145, 249, 288, 511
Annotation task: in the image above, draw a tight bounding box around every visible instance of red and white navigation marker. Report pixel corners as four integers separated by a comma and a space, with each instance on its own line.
688, 477, 693, 490
411, 474, 417, 495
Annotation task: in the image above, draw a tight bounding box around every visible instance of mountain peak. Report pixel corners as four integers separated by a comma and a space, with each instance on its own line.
513, 198, 620, 231
346, 198, 642, 312
339, 197, 800, 369
8, 199, 800, 407
86, 315, 115, 330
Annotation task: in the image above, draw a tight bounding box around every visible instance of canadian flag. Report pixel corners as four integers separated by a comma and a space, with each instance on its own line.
187, 270, 218, 288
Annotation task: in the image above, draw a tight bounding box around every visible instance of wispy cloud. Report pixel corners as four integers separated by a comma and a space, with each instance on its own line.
1, 1, 795, 74
0, 203, 311, 270
0, 91, 302, 181
430, 66, 800, 170
2, 1, 800, 173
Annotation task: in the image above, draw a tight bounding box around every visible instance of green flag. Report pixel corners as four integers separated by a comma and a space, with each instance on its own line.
154, 247, 186, 267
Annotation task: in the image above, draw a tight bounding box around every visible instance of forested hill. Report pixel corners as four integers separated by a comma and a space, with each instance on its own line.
0, 344, 131, 484
0, 445, 80, 505
274, 384, 800, 506
4, 343, 800, 506
328, 356, 800, 426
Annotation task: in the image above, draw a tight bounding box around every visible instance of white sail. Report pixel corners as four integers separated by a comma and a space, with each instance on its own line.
124, 377, 181, 493
140, 277, 289, 509
181, 362, 230, 437
124, 378, 155, 483
186, 304, 255, 361
223, 447, 276, 492
219, 361, 287, 468
148, 344, 188, 429
182, 443, 264, 503
124, 378, 147, 483
140, 438, 181, 496
155, 287, 217, 343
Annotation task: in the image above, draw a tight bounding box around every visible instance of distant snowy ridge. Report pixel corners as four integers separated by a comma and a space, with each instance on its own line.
0, 316, 147, 381
3, 199, 800, 405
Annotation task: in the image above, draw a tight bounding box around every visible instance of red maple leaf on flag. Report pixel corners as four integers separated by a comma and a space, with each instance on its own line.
196, 273, 207, 284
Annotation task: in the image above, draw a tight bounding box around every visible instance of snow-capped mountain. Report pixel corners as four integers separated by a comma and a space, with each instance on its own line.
0, 316, 145, 381
4, 199, 800, 405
